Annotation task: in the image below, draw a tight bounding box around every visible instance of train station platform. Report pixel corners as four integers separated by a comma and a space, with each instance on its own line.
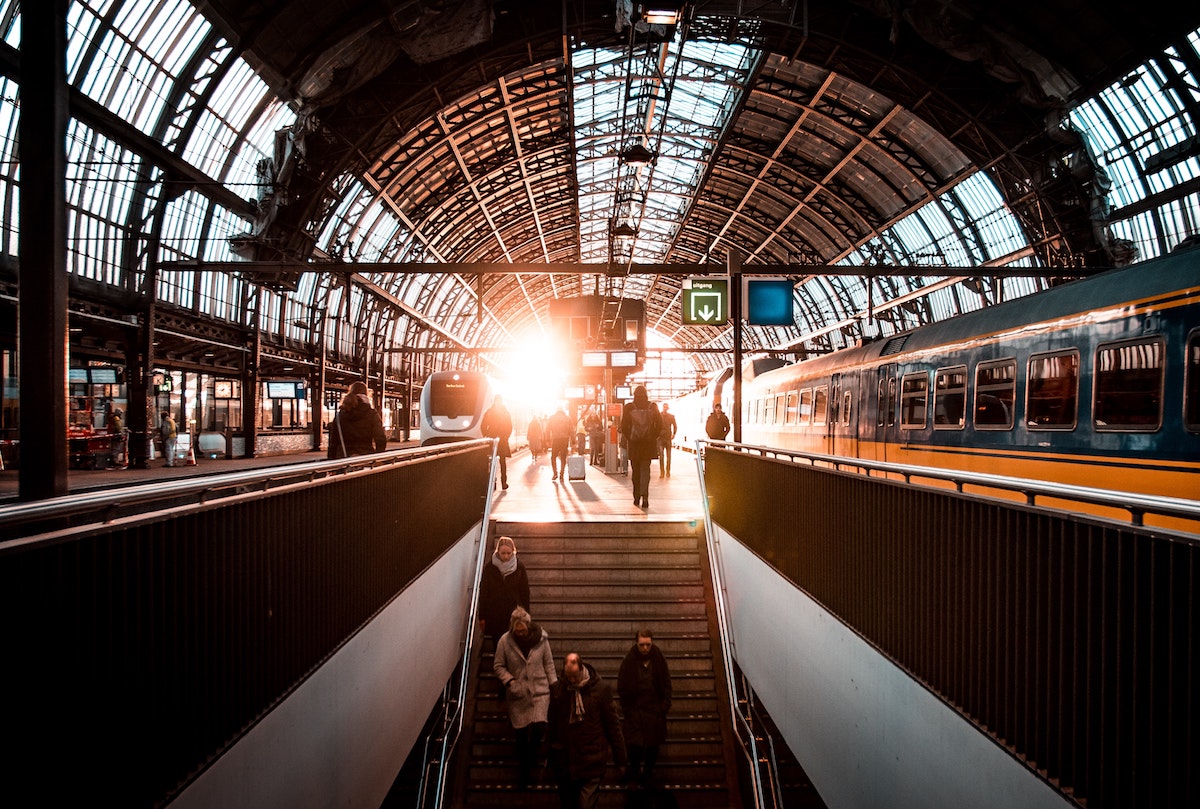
489, 448, 704, 524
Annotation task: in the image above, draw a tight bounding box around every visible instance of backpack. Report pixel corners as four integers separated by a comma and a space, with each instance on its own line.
629, 408, 654, 442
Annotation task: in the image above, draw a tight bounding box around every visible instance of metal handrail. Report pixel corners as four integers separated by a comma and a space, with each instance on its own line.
709, 440, 1200, 531
416, 439, 500, 809
743, 676, 786, 808
695, 439, 772, 808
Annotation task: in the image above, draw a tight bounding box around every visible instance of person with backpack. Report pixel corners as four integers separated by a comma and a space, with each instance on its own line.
620, 386, 662, 509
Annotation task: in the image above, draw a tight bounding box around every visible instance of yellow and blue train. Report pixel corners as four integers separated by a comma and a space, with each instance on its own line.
673, 246, 1200, 516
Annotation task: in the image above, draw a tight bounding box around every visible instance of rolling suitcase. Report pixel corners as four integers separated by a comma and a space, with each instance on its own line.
566, 454, 586, 481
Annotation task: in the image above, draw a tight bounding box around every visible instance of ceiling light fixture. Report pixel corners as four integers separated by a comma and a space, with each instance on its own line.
611, 221, 638, 239
642, 7, 680, 26
620, 143, 656, 167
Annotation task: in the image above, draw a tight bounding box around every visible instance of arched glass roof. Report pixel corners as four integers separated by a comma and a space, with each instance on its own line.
2, 0, 1199, 386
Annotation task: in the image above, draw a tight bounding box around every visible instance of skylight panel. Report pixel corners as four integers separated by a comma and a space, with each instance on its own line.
1069, 27, 1200, 258
954, 172, 1028, 260
182, 62, 272, 182
74, 0, 211, 134
572, 33, 758, 267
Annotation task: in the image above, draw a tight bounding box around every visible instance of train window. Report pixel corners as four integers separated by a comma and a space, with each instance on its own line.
974, 359, 1016, 430
1094, 338, 1164, 431
786, 391, 799, 425
842, 391, 852, 426
813, 386, 828, 425
764, 394, 776, 425
799, 388, 813, 426
1027, 350, 1079, 430
774, 393, 786, 425
900, 372, 929, 429
933, 366, 967, 429
1186, 330, 1200, 431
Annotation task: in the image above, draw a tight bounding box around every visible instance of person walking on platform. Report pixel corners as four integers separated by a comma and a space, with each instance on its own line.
527, 414, 545, 457
327, 381, 387, 459
547, 405, 572, 481
108, 407, 127, 468
617, 628, 672, 789
657, 403, 676, 478
575, 413, 588, 456
160, 411, 178, 467
705, 402, 730, 440
620, 386, 662, 509
494, 606, 557, 789
479, 536, 530, 649
585, 409, 604, 465
547, 652, 627, 809
481, 393, 514, 490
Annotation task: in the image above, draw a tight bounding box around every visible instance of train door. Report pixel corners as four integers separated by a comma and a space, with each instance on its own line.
830, 372, 859, 458
828, 374, 841, 456
871, 364, 897, 462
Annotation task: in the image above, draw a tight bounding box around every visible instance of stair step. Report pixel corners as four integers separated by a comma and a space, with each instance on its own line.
535, 617, 712, 635
521, 547, 701, 561
532, 566, 703, 584
531, 584, 705, 600
494, 522, 701, 540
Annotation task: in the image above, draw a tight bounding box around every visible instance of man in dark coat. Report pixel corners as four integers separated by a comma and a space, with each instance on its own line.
547, 652, 627, 809
327, 381, 387, 458
547, 406, 572, 481
617, 628, 672, 788
481, 393, 514, 489
705, 402, 730, 440
657, 403, 677, 478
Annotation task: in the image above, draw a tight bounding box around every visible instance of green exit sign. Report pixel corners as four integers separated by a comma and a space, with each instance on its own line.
681, 277, 728, 325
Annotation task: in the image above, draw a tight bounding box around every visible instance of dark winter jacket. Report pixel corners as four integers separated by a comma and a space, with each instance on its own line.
617, 643, 672, 747
547, 662, 627, 781
478, 559, 530, 640
328, 395, 387, 458
705, 409, 730, 440
481, 403, 513, 458
620, 397, 663, 463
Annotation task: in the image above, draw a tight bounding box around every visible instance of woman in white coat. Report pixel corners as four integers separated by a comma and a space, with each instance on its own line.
493, 606, 557, 788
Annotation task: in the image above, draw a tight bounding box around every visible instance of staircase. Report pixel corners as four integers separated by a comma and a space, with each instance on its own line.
449, 520, 741, 808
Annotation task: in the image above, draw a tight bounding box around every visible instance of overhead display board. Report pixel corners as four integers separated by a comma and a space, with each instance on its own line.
681, 277, 728, 325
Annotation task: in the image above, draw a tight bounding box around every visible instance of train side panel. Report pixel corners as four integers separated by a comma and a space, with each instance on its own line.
734, 250, 1200, 509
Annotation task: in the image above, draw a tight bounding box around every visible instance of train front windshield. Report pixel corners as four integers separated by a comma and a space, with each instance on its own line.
428, 380, 477, 418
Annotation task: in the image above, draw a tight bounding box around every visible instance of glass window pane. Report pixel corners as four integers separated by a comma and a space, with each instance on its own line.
901, 372, 928, 429
1027, 351, 1079, 430
1094, 339, 1164, 431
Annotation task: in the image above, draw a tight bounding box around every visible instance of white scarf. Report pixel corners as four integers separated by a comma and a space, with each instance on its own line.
492, 551, 518, 576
